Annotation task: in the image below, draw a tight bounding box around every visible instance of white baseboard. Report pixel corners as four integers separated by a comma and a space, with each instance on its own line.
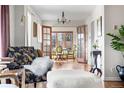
104, 77, 121, 81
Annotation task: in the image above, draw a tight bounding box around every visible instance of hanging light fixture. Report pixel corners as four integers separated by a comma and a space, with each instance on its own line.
57, 11, 71, 24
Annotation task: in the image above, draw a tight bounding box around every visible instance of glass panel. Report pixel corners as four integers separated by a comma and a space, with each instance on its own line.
52, 32, 73, 50
43, 28, 47, 33
43, 41, 50, 46
43, 46, 50, 52
77, 29, 84, 58
44, 34, 50, 40
58, 33, 66, 48
46, 28, 50, 33
52, 33, 56, 49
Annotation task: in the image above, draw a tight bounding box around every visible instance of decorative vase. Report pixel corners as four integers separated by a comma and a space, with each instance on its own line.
116, 65, 124, 81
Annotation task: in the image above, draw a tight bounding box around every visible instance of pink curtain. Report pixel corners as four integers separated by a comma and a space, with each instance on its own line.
0, 5, 10, 57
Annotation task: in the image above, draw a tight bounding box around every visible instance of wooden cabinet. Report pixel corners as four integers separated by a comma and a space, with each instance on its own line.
42, 25, 52, 58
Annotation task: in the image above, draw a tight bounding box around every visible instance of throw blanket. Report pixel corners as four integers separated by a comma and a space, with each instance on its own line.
47, 70, 103, 88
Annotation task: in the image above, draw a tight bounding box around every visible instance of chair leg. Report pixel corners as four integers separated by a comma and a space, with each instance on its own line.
34, 82, 37, 88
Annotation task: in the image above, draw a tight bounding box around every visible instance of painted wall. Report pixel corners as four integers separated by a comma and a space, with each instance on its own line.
25, 6, 42, 49
9, 5, 15, 46
86, 5, 105, 79
9, 5, 42, 49
104, 5, 124, 81
14, 5, 25, 46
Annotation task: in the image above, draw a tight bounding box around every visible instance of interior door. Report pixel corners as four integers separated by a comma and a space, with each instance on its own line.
77, 25, 87, 63
42, 25, 52, 58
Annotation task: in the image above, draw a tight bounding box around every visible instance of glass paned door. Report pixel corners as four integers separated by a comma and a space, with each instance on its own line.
52, 32, 73, 49
77, 26, 86, 62
42, 25, 52, 58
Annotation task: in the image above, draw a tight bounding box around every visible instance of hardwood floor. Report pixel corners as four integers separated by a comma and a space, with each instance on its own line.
27, 81, 124, 88
104, 81, 124, 88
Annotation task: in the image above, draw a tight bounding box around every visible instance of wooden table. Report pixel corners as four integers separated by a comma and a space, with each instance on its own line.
55, 53, 64, 60
0, 68, 25, 88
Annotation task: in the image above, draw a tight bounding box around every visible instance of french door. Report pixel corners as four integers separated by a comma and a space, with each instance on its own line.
42, 25, 52, 58
77, 25, 87, 63
52, 32, 73, 49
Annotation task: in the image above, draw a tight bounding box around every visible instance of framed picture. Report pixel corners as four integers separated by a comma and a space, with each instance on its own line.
65, 33, 73, 41
33, 22, 37, 37
97, 16, 102, 37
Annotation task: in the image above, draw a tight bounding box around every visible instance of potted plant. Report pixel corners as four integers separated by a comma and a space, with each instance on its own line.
92, 40, 99, 50
106, 25, 124, 81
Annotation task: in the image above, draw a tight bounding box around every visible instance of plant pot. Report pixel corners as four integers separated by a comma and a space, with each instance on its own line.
116, 65, 124, 81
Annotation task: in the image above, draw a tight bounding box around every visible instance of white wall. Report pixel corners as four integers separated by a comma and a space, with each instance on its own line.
9, 5, 42, 49
25, 6, 42, 49
104, 5, 124, 81
14, 5, 25, 46
86, 5, 105, 79
52, 27, 77, 45
9, 5, 15, 46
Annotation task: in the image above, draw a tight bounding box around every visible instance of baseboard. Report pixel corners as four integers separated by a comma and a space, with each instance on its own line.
104, 77, 121, 81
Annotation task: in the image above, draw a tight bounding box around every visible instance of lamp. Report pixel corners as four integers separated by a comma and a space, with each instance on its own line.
20, 15, 25, 25
57, 11, 71, 24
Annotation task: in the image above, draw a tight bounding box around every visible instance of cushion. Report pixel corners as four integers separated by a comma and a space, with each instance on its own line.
7, 47, 36, 65
24, 56, 53, 76
37, 49, 43, 57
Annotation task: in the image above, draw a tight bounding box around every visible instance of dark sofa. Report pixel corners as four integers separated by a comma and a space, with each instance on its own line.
6, 47, 51, 87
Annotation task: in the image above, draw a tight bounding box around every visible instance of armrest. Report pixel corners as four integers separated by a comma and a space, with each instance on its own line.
0, 71, 20, 87
0, 57, 14, 62
0, 72, 17, 78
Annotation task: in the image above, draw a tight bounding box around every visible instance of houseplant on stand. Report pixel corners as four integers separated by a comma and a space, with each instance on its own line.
107, 25, 124, 81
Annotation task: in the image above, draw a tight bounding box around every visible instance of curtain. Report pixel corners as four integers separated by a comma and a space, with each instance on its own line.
0, 5, 10, 57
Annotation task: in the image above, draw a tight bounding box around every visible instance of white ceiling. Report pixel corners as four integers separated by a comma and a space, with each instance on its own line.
31, 5, 96, 21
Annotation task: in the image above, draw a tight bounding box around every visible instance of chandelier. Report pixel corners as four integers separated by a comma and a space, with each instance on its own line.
57, 11, 71, 24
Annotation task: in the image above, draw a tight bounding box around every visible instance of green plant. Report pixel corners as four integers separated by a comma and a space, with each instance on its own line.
106, 25, 124, 52
92, 40, 99, 49
92, 44, 99, 49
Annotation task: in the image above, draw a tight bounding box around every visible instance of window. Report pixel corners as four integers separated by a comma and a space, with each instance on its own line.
52, 32, 73, 50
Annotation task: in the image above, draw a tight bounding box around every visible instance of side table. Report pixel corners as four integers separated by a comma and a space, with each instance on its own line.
90, 50, 102, 77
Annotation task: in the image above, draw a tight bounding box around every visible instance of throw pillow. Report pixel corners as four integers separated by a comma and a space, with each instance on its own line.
24, 56, 53, 76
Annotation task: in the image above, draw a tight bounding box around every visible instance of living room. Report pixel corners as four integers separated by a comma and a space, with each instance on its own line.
1, 4, 124, 88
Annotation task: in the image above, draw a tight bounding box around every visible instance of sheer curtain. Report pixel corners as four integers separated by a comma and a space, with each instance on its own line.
0, 5, 10, 57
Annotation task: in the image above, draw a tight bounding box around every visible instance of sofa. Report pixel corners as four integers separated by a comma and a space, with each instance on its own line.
6, 47, 53, 87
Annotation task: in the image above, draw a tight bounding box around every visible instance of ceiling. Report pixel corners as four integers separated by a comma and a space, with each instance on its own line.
31, 5, 96, 21
31, 5, 95, 20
